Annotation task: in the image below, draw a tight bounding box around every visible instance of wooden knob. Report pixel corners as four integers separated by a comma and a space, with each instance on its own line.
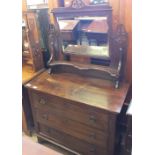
63, 102, 69, 108
63, 118, 69, 124
39, 98, 46, 105
47, 128, 51, 134
126, 149, 131, 153
90, 147, 96, 153
42, 114, 48, 120
89, 115, 96, 123
89, 133, 96, 139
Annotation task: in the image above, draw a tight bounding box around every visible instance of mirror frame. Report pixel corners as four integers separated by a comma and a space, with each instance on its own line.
47, 0, 128, 88
51, 1, 113, 61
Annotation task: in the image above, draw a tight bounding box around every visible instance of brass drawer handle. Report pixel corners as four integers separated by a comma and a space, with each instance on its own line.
126, 149, 131, 153
128, 134, 132, 138
47, 127, 51, 134
42, 114, 48, 120
63, 102, 70, 108
39, 98, 46, 105
89, 133, 96, 139
63, 118, 69, 124
89, 115, 96, 123
90, 147, 96, 153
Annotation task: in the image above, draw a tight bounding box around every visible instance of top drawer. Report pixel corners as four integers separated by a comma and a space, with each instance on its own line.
30, 90, 109, 131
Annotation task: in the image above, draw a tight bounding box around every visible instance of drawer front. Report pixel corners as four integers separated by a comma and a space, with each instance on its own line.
125, 115, 132, 153
127, 115, 132, 135
31, 91, 109, 131
36, 108, 108, 148
125, 134, 132, 154
124, 150, 132, 155
38, 123, 107, 155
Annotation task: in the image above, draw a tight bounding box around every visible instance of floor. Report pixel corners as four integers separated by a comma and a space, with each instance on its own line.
22, 133, 75, 155
23, 134, 63, 155
22, 63, 76, 155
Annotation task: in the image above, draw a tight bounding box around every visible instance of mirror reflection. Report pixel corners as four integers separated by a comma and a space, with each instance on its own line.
57, 16, 110, 61
90, 0, 108, 5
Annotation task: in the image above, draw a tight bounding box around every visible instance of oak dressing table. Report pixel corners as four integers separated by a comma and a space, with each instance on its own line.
25, 70, 130, 155
24, 0, 129, 154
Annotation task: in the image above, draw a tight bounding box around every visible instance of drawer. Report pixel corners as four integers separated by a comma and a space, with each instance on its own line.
124, 149, 132, 155
126, 134, 132, 152
38, 123, 107, 155
127, 120, 132, 135
36, 108, 108, 148
31, 91, 109, 131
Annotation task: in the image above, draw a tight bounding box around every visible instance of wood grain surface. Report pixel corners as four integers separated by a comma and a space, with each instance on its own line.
25, 70, 129, 113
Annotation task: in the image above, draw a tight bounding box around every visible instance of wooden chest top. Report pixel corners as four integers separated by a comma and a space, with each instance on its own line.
25, 70, 129, 114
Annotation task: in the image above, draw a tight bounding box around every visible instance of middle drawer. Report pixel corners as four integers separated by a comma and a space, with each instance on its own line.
36, 107, 108, 148
32, 91, 109, 132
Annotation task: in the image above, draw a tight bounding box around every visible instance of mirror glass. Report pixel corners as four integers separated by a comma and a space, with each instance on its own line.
90, 0, 108, 5
57, 16, 110, 63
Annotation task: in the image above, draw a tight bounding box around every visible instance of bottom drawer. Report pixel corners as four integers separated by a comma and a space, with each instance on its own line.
38, 123, 107, 155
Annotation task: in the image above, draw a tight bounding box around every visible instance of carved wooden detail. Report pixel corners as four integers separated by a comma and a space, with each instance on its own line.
47, 24, 60, 65
113, 15, 120, 30
48, 61, 119, 80
112, 24, 128, 82
23, 11, 44, 72
28, 30, 44, 71
70, 0, 86, 9
114, 24, 128, 46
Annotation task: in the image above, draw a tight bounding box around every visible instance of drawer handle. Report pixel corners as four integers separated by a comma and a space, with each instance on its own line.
63, 119, 69, 124
47, 128, 51, 134
90, 147, 96, 153
89, 133, 96, 139
89, 115, 96, 123
39, 98, 46, 105
42, 114, 48, 120
63, 102, 69, 107
126, 149, 131, 153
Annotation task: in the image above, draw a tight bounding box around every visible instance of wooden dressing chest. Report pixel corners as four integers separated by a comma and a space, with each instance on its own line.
25, 70, 129, 155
